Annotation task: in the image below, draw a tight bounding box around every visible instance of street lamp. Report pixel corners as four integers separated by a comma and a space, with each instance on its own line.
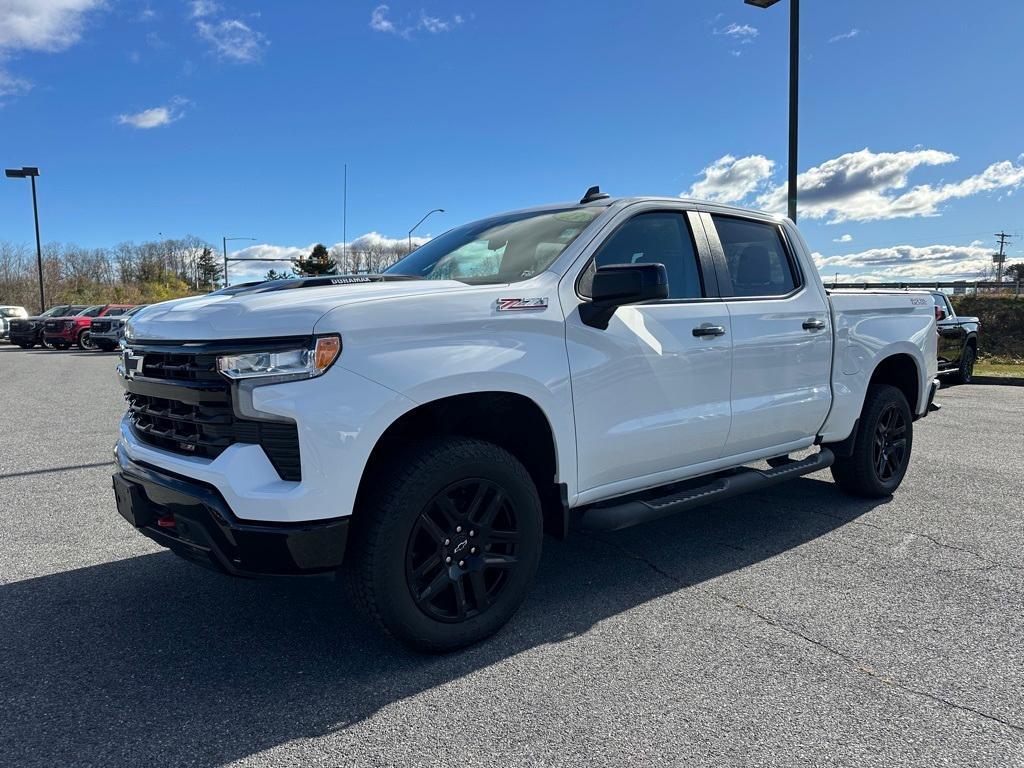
5, 166, 45, 313
408, 208, 444, 254
745, 0, 799, 223
222, 236, 257, 287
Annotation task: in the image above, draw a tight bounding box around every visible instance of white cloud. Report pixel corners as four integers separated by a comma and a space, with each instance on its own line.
370, 5, 397, 33
754, 148, 1008, 223
370, 5, 464, 38
829, 28, 860, 43
0, 0, 103, 103
833, 234, 853, 243
0, 0, 102, 52
117, 96, 190, 129
715, 22, 758, 39
686, 154, 775, 204
814, 243, 994, 282
0, 65, 31, 98
189, 0, 220, 19
196, 18, 267, 62
686, 148, 1024, 224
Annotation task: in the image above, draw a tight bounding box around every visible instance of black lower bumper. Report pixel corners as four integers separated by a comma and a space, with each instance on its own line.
112, 449, 348, 577
8, 331, 36, 345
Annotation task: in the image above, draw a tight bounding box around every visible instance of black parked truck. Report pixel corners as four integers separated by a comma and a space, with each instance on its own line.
7, 305, 88, 349
932, 291, 980, 384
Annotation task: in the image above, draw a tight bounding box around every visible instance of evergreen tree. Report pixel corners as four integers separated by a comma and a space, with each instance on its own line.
196, 246, 223, 290
264, 269, 289, 281
293, 243, 337, 277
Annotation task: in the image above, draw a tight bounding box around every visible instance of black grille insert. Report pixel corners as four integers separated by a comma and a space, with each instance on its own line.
124, 345, 302, 481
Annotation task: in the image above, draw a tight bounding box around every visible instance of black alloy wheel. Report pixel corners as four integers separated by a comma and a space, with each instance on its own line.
872, 404, 908, 483
77, 329, 96, 350
405, 478, 521, 623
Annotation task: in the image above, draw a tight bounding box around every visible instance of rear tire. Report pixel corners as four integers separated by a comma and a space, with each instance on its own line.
952, 344, 975, 385
346, 436, 543, 653
830, 384, 913, 498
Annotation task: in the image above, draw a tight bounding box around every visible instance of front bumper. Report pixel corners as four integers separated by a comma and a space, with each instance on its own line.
113, 445, 349, 576
91, 330, 121, 343
8, 328, 38, 344
44, 328, 77, 342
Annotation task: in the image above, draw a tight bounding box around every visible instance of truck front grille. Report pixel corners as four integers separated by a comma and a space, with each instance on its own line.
92, 321, 112, 333
124, 343, 302, 481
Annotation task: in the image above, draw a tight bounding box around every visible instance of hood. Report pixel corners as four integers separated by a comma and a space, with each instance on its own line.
126, 279, 472, 341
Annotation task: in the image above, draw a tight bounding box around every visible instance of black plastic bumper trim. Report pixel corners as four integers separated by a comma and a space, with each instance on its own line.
112, 447, 347, 577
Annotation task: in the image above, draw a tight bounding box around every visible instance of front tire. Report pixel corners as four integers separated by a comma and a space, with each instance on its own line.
953, 344, 975, 385
346, 436, 543, 652
77, 329, 96, 350
831, 384, 913, 498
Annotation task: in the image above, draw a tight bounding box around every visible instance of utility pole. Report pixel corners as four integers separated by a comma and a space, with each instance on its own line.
994, 231, 1011, 285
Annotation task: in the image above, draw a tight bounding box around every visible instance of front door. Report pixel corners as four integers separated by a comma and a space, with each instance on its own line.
934, 294, 963, 369
565, 208, 733, 499
702, 213, 833, 457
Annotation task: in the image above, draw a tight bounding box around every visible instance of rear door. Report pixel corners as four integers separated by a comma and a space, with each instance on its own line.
565, 207, 733, 498
702, 213, 833, 457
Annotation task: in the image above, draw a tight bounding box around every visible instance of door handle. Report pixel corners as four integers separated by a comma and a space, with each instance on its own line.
802, 318, 826, 331
692, 324, 726, 338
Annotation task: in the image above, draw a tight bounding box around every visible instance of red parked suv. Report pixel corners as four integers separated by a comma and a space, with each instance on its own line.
43, 304, 136, 350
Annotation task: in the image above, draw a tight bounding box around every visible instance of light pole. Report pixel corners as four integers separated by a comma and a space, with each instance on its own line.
222, 236, 257, 287
408, 208, 444, 254
5, 166, 45, 313
745, 0, 799, 223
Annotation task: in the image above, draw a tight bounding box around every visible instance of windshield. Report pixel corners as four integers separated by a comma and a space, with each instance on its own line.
384, 207, 603, 284
77, 305, 103, 317
0, 308, 22, 318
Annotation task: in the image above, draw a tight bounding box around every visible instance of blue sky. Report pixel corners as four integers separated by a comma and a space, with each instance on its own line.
2, 0, 1023, 281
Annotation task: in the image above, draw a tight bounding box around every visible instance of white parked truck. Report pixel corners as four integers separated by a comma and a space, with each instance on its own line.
113, 190, 939, 651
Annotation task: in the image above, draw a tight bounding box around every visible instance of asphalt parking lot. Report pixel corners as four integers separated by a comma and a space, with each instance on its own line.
1, 343, 1022, 768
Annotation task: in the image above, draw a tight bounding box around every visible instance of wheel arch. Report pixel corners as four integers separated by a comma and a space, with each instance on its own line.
355, 390, 569, 539
867, 352, 921, 413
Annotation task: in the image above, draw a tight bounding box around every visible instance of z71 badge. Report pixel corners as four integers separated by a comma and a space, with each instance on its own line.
497, 298, 549, 312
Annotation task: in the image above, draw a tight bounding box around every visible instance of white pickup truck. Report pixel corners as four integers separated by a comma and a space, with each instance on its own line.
113, 190, 939, 651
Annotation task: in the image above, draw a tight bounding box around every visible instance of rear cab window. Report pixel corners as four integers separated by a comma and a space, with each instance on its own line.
711, 215, 800, 298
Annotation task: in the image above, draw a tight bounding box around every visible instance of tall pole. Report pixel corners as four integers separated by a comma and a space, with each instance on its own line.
787, 0, 799, 223
30, 175, 45, 314
222, 236, 229, 288
343, 163, 348, 265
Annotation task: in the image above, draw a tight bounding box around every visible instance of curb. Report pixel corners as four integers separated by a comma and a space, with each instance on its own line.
970, 375, 1024, 387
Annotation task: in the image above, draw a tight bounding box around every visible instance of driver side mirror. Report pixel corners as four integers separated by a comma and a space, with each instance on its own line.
580, 263, 669, 329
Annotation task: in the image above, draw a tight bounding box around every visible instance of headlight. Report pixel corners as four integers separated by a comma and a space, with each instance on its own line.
63, 320, 74, 329
217, 336, 341, 381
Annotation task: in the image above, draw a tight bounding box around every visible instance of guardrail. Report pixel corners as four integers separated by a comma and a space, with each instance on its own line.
823, 280, 1022, 295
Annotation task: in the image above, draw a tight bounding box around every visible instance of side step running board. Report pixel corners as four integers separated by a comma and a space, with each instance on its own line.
581, 448, 835, 532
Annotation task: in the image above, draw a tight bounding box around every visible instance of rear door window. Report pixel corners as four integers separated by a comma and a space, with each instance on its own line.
712, 216, 799, 298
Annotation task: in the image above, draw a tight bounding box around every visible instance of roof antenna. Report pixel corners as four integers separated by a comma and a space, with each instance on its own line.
580, 185, 610, 204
